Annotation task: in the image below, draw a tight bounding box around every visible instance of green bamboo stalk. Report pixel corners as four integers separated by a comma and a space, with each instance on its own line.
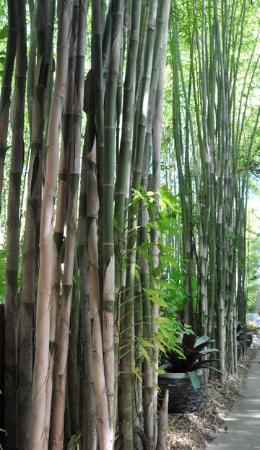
114, 0, 142, 434
119, 1, 159, 448
0, 0, 17, 211
171, 7, 194, 326
115, 0, 142, 296
27, 0, 37, 136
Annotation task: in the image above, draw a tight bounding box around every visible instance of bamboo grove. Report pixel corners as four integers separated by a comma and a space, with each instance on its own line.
0, 0, 258, 450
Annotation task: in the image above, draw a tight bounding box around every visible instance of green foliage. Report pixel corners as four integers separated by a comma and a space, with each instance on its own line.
136, 315, 187, 369
132, 186, 188, 313
0, 25, 7, 40
246, 204, 260, 311
0, 5, 8, 77
130, 185, 191, 368
247, 293, 257, 313
131, 185, 200, 363
160, 333, 219, 375
188, 370, 201, 390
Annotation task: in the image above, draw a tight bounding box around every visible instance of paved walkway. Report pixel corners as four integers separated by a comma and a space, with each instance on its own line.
207, 344, 260, 450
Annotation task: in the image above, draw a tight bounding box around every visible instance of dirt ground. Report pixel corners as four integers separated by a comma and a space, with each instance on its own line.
166, 344, 257, 450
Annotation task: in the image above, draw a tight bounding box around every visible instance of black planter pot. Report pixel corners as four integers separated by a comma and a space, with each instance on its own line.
237, 341, 242, 360
158, 370, 204, 414
246, 332, 253, 347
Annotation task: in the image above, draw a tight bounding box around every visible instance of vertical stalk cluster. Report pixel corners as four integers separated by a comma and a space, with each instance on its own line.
0, 1, 258, 450
168, 0, 259, 378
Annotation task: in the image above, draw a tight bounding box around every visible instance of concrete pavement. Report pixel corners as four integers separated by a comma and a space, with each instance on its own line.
206, 344, 260, 450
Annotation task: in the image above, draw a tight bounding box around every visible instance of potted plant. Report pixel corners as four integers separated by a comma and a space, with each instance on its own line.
237, 322, 253, 359
158, 334, 219, 413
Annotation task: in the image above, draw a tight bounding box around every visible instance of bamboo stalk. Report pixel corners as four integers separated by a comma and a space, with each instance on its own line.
29, 2, 73, 448
18, 1, 51, 448
50, 2, 86, 448
102, 0, 124, 424
120, 1, 159, 448
78, 104, 97, 450
150, 4, 170, 443
4, 0, 27, 447
0, 0, 17, 211
87, 137, 113, 450
156, 390, 169, 450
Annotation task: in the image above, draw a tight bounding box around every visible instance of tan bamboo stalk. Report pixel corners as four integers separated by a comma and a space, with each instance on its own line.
150, 4, 170, 444
0, 0, 17, 211
102, 0, 124, 423
43, 147, 68, 450
64, 383, 72, 444
92, 0, 105, 156
43, 0, 56, 153
139, 161, 153, 440
50, 2, 87, 447
29, 3, 73, 449
92, 0, 105, 294
47, 0, 79, 426
87, 138, 112, 450
18, 1, 50, 448
156, 390, 169, 450
44, 0, 78, 442
67, 262, 80, 436
81, 62, 109, 450
214, 0, 228, 379
78, 106, 97, 450
4, 0, 26, 447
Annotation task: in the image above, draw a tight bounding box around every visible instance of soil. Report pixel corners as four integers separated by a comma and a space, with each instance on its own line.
166, 344, 257, 450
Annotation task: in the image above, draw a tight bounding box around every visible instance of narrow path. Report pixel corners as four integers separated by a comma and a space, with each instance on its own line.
207, 343, 260, 450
